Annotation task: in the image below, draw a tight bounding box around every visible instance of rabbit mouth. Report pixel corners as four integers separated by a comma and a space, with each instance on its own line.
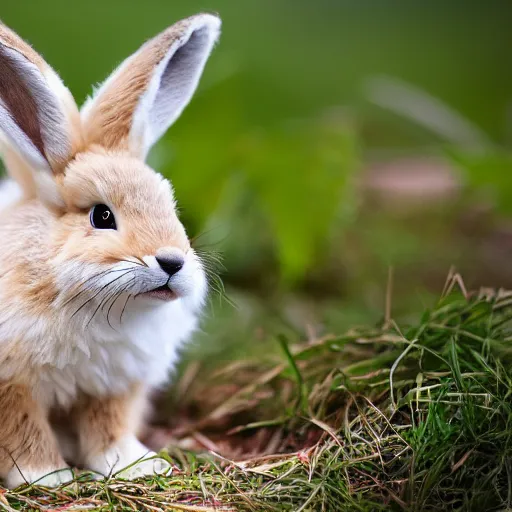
140, 284, 177, 301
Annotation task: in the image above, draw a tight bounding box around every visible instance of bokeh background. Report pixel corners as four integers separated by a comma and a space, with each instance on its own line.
2, 0, 512, 364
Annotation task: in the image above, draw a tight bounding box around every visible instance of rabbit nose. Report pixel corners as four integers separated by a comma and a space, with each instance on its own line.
155, 255, 184, 277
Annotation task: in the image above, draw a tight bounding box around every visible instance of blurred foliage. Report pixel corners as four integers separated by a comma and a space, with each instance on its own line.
168, 110, 360, 283
449, 149, 512, 216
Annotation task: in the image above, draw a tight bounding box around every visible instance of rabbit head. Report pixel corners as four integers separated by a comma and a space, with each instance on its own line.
0, 14, 220, 338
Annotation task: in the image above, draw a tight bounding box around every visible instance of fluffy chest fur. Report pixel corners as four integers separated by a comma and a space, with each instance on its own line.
0, 294, 199, 408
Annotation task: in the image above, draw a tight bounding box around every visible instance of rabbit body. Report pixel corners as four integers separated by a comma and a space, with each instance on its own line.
0, 14, 220, 487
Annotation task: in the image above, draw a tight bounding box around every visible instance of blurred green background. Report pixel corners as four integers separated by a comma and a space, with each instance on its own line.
3, 0, 512, 360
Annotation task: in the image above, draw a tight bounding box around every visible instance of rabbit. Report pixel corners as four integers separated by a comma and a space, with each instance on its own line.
0, 13, 220, 488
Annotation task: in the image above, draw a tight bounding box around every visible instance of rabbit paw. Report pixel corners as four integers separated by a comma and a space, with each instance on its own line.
116, 456, 172, 480
5, 466, 74, 488
85, 435, 171, 479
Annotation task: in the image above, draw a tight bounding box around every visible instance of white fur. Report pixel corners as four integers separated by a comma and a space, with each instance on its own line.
0, 253, 207, 408
0, 178, 23, 208
0, 98, 49, 171
5, 465, 73, 489
85, 434, 171, 478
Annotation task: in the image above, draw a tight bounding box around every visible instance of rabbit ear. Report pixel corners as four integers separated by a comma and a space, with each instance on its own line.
82, 14, 220, 160
0, 23, 82, 180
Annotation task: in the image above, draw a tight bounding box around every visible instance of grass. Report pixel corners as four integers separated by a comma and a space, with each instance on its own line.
4, 273, 512, 511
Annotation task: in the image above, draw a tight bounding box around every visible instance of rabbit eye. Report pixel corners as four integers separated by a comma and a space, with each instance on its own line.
90, 204, 117, 230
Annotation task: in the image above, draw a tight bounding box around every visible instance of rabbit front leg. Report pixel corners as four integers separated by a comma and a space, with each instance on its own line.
0, 382, 72, 488
75, 386, 171, 479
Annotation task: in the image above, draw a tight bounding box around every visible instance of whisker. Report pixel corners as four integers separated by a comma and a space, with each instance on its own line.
102, 280, 128, 331
190, 227, 229, 248
196, 248, 224, 262
63, 267, 136, 307
196, 250, 224, 267
63, 269, 116, 307
194, 249, 234, 308
118, 258, 147, 268
105, 276, 137, 329
119, 294, 132, 324
86, 292, 114, 329
101, 276, 133, 314
89, 273, 139, 328
71, 269, 137, 319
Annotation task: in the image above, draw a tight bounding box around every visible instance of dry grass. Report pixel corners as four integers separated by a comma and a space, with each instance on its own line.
4, 274, 512, 511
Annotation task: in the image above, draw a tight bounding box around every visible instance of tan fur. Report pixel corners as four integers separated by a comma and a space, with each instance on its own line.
49, 76, 84, 168
11, 265, 59, 316
83, 18, 191, 154
0, 23, 46, 71
0, 381, 65, 478
59, 148, 190, 261
72, 385, 145, 462
44, 76, 84, 174
0, 339, 33, 387
1, 148, 35, 199
0, 199, 59, 318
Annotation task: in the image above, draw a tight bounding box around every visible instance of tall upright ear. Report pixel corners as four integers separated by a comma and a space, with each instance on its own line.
81, 14, 221, 160
0, 22, 82, 183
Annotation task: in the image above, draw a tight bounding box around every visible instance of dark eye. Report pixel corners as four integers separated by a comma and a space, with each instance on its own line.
90, 204, 117, 230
